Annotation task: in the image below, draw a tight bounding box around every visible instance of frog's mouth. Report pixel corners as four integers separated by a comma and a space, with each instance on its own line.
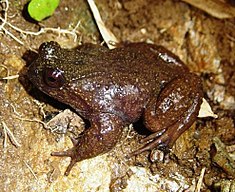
27, 62, 37, 80
27, 62, 42, 87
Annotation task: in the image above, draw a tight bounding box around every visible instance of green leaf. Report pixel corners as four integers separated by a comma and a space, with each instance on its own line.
28, 0, 60, 21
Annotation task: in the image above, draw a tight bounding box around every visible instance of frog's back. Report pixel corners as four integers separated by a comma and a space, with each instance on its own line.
70, 43, 190, 122
90, 42, 189, 91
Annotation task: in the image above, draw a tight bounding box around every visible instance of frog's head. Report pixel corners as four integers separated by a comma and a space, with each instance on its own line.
28, 41, 65, 92
27, 41, 87, 106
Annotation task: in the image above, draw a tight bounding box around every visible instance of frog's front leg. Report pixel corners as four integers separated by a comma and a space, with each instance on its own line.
51, 113, 124, 176
130, 73, 203, 156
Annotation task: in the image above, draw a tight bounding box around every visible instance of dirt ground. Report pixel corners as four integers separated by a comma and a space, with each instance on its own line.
0, 0, 234, 191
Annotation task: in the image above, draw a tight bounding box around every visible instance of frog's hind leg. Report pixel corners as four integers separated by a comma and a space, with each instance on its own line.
130, 73, 203, 157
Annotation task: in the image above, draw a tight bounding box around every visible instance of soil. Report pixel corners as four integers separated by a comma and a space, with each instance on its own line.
0, 0, 234, 191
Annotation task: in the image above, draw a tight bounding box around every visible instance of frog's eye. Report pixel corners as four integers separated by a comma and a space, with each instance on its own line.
43, 68, 65, 88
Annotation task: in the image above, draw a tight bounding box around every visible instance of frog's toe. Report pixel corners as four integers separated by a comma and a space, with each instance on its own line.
51, 148, 78, 176
51, 149, 73, 157
129, 134, 171, 157
64, 158, 77, 176
129, 140, 162, 157
140, 129, 165, 143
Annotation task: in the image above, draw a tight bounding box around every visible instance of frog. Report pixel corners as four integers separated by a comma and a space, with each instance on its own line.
27, 41, 203, 176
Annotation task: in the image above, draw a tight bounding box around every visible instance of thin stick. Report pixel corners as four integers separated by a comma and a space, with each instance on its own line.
1, 74, 19, 80
2, 121, 21, 147
23, 160, 38, 180
87, 0, 118, 49
195, 167, 206, 192
3, 121, 8, 148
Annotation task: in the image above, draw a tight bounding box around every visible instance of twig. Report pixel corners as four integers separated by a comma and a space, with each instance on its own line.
23, 160, 38, 180
33, 100, 47, 119
1, 74, 19, 80
14, 115, 47, 128
87, 0, 118, 49
0, 64, 10, 78
2, 120, 21, 148
3, 121, 7, 148
195, 167, 206, 192
0, 0, 9, 30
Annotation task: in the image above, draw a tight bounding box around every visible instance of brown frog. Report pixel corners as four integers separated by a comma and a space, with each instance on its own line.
27, 41, 203, 176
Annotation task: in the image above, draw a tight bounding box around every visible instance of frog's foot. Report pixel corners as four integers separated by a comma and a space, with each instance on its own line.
51, 150, 77, 176
128, 131, 171, 157
51, 137, 79, 176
